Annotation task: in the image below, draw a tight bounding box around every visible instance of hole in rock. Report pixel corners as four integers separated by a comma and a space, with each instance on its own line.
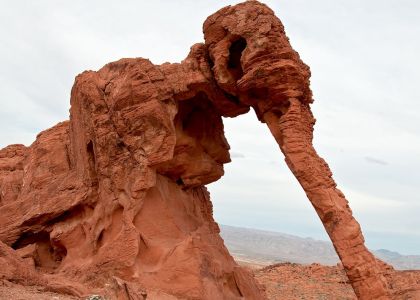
176, 178, 184, 186
97, 230, 105, 248
87, 141, 95, 160
12, 230, 67, 270
228, 37, 247, 81
208, 112, 329, 241
86, 140, 98, 182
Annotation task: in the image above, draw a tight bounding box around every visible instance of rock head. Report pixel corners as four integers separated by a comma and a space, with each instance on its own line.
0, 1, 418, 299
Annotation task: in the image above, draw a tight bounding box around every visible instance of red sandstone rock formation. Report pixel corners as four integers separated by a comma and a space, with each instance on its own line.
0, 1, 418, 299
0, 48, 263, 298
203, 3, 391, 299
254, 262, 420, 300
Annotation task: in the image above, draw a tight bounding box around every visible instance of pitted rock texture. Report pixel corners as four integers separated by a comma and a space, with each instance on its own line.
0, 51, 262, 299
254, 263, 420, 300
0, 1, 418, 299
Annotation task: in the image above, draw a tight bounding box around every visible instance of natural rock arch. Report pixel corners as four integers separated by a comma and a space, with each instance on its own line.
203, 3, 389, 298
0, 1, 418, 299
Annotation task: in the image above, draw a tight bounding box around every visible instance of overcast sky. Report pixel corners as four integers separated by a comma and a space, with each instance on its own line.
0, 0, 419, 255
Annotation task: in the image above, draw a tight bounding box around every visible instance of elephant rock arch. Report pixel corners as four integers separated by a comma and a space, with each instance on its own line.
1, 1, 419, 299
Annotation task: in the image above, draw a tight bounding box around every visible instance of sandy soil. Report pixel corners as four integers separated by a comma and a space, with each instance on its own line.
253, 263, 356, 300
0, 280, 79, 300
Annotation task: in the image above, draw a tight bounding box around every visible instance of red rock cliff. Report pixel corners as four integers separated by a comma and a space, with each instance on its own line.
0, 1, 418, 299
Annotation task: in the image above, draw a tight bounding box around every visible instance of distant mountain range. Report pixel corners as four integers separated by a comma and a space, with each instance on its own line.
220, 225, 420, 270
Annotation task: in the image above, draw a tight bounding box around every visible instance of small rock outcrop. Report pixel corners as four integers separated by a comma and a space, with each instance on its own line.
0, 1, 418, 299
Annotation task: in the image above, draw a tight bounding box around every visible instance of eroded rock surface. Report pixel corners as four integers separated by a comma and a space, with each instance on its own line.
0, 49, 262, 299
254, 263, 420, 300
0, 1, 418, 299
